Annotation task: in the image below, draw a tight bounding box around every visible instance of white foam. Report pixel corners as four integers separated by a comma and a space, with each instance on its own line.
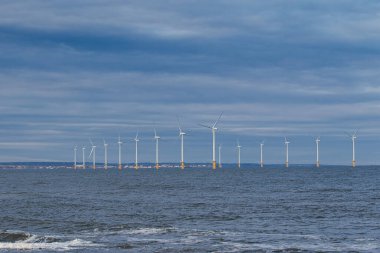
0, 238, 102, 251
120, 227, 172, 235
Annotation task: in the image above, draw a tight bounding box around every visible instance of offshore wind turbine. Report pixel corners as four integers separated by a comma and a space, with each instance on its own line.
260, 141, 264, 168
315, 137, 320, 168
199, 112, 223, 169
154, 129, 160, 170
117, 136, 122, 170
218, 144, 222, 168
284, 137, 290, 168
103, 139, 108, 170
177, 117, 186, 169
74, 145, 77, 169
237, 140, 241, 168
134, 132, 139, 170
89, 139, 96, 170
82, 146, 86, 169
347, 131, 358, 168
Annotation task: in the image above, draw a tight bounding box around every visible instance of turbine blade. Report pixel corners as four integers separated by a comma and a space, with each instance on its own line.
177, 116, 182, 132
198, 123, 212, 129
89, 138, 94, 146
88, 148, 94, 159
344, 131, 352, 138
213, 112, 223, 128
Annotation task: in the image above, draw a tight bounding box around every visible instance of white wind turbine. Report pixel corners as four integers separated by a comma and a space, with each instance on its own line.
260, 141, 264, 168
177, 117, 186, 169
134, 132, 139, 170
103, 139, 108, 170
218, 144, 222, 168
117, 136, 122, 170
74, 145, 77, 169
82, 146, 86, 169
199, 112, 223, 169
237, 140, 241, 168
347, 131, 358, 168
89, 139, 96, 170
154, 129, 160, 170
315, 137, 320, 168
284, 137, 290, 168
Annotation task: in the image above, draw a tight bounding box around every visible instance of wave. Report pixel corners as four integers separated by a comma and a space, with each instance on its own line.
120, 227, 173, 235
0, 230, 101, 251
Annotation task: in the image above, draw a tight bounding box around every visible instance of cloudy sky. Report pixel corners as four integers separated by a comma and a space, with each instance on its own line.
1, 0, 380, 165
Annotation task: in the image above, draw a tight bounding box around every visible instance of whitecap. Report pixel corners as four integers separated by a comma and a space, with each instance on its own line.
0, 238, 102, 251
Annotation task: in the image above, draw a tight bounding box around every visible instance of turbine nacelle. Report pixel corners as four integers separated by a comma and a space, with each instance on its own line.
154, 129, 160, 140
134, 132, 139, 142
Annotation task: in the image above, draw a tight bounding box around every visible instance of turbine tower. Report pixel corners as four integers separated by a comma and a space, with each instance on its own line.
154, 129, 160, 170
89, 139, 96, 170
177, 117, 186, 169
260, 141, 264, 168
134, 132, 139, 170
237, 140, 241, 168
350, 131, 358, 168
315, 137, 320, 168
82, 146, 86, 169
199, 112, 223, 169
104, 139, 108, 170
285, 137, 290, 168
74, 145, 77, 169
218, 144, 222, 168
117, 136, 122, 170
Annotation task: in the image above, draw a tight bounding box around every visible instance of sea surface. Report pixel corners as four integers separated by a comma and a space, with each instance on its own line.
0, 165, 379, 252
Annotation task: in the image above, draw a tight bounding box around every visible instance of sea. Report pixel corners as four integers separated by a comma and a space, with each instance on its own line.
0, 164, 379, 252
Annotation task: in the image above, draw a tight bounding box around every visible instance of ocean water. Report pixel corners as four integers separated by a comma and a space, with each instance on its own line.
0, 165, 379, 252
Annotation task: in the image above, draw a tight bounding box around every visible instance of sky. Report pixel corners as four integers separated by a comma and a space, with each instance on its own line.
1, 0, 380, 165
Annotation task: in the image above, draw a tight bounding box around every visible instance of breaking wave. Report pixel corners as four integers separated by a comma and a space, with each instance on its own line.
0, 230, 101, 251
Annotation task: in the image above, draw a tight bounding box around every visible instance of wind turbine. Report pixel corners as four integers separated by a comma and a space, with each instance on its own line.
347, 131, 358, 168
177, 117, 186, 169
154, 129, 160, 170
315, 137, 320, 168
89, 139, 96, 170
284, 137, 290, 168
82, 146, 86, 169
74, 145, 77, 169
199, 112, 223, 169
260, 141, 264, 168
104, 139, 108, 170
117, 136, 122, 170
218, 144, 222, 168
237, 140, 241, 168
134, 132, 139, 170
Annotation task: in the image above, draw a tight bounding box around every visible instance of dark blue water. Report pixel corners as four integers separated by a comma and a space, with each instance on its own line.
0, 166, 379, 252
